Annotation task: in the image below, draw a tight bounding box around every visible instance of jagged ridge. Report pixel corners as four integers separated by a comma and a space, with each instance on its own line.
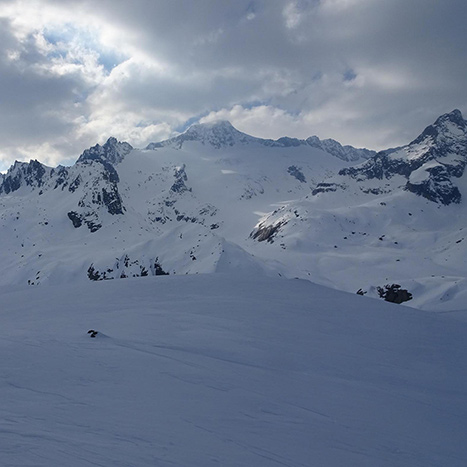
335, 109, 467, 205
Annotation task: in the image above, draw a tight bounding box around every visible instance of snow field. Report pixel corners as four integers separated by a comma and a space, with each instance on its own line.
1, 274, 466, 466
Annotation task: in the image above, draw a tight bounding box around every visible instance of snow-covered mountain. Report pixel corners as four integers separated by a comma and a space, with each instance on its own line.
2, 112, 467, 310
147, 120, 376, 161
0, 121, 363, 288
338, 109, 467, 204
251, 110, 467, 309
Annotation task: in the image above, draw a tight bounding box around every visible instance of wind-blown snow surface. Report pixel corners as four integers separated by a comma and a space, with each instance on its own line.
1, 274, 467, 466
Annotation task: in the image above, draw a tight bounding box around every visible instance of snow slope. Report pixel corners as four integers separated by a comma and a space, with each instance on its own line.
1, 273, 466, 466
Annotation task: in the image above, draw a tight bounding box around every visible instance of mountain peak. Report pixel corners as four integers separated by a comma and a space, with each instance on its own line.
187, 120, 235, 132
413, 109, 466, 145
147, 120, 258, 150
338, 108, 467, 205
104, 136, 119, 147
434, 109, 465, 127
184, 120, 243, 141
147, 120, 372, 161
78, 137, 133, 165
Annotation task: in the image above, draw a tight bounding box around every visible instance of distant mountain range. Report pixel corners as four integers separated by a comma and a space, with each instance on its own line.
147, 120, 376, 162
1, 111, 467, 310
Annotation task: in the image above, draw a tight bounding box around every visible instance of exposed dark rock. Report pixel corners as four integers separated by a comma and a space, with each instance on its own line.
85, 219, 102, 233
53, 166, 69, 189
176, 214, 197, 223
1, 170, 22, 194
0, 160, 47, 194
153, 260, 169, 276
25, 160, 46, 186
68, 175, 81, 193
100, 160, 120, 184
102, 187, 124, 215
340, 152, 412, 180
87, 256, 169, 281
87, 264, 101, 281
170, 165, 191, 194
287, 165, 307, 183
251, 222, 285, 243
377, 284, 413, 304
67, 211, 83, 228
312, 182, 345, 195
277, 137, 306, 147
361, 187, 391, 195
405, 164, 461, 205
78, 137, 133, 165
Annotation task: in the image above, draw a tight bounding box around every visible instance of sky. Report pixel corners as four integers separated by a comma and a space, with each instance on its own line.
0, 0, 466, 170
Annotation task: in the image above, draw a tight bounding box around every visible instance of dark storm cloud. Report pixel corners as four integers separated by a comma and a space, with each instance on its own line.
0, 0, 466, 167
0, 17, 93, 166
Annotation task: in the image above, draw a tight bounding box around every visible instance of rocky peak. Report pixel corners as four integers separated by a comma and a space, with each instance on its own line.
186, 120, 235, 136
78, 137, 133, 165
306, 136, 375, 162
411, 109, 466, 146
0, 159, 47, 194
338, 109, 467, 205
435, 109, 465, 128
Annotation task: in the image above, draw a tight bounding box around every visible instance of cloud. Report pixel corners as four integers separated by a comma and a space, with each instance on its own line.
0, 0, 466, 169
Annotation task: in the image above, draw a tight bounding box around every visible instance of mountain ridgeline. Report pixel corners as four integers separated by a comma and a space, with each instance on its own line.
0, 121, 373, 234
1, 111, 467, 310
146, 120, 376, 161
337, 109, 467, 205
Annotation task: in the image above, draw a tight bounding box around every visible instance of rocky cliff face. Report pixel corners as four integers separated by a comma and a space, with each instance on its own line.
77, 137, 133, 165
0, 160, 49, 195
338, 110, 467, 205
0, 137, 130, 233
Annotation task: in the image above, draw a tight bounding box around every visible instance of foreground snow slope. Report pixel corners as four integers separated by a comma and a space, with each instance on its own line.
1, 274, 466, 466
